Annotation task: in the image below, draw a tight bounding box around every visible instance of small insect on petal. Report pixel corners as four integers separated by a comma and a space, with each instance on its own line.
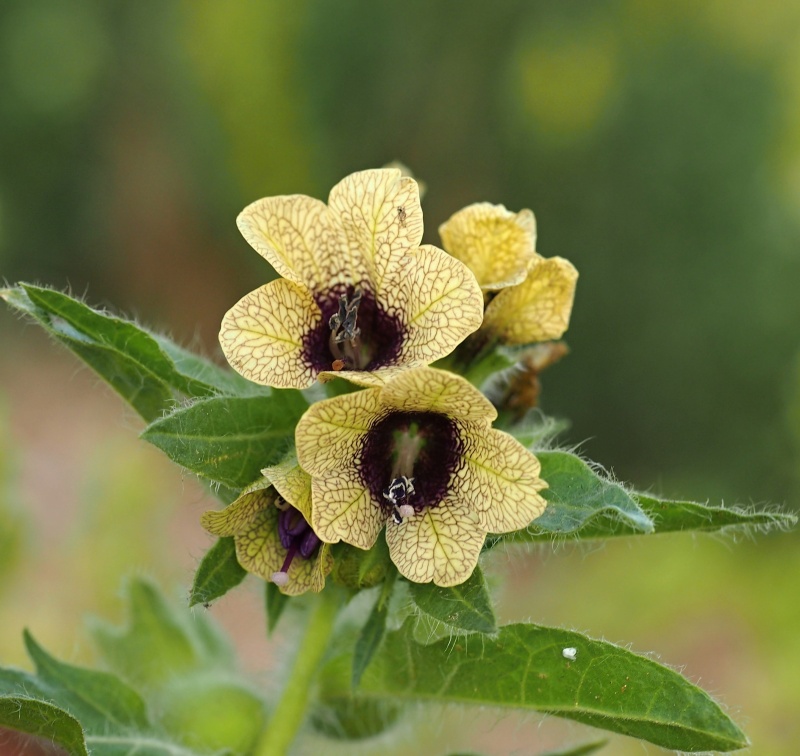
562, 647, 577, 660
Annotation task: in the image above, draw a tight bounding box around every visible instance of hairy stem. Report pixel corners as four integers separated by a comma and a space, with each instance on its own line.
253, 591, 339, 755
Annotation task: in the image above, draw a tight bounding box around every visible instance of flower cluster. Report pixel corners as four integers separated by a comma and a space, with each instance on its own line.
205, 169, 578, 591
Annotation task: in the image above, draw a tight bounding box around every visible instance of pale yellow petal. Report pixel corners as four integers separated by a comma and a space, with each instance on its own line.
385, 496, 485, 586
231, 505, 332, 595
236, 194, 341, 294
391, 244, 484, 365
327, 168, 423, 300
439, 202, 538, 290
455, 425, 548, 532
310, 470, 384, 549
219, 279, 320, 389
482, 256, 578, 346
295, 388, 383, 475
262, 457, 312, 521
379, 367, 497, 424
201, 484, 275, 537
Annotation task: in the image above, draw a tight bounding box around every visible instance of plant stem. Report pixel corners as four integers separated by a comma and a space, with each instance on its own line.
253, 591, 339, 756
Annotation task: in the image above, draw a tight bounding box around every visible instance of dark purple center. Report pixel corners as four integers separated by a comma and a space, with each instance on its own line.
358, 411, 463, 518
302, 284, 404, 374
276, 503, 321, 571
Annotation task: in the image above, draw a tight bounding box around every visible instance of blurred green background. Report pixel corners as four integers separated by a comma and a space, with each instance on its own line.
1, 1, 799, 753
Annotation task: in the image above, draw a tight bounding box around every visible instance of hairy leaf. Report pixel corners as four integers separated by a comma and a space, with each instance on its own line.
540, 741, 608, 756
0, 697, 87, 756
24, 631, 149, 734
345, 621, 747, 752
141, 394, 306, 489
0, 284, 245, 422
408, 565, 496, 634
189, 537, 247, 608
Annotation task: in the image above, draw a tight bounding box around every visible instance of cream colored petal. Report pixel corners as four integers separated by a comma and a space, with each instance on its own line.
262, 457, 312, 521
236, 194, 342, 294
379, 367, 497, 424
385, 496, 485, 587
482, 256, 578, 346
327, 168, 423, 300
390, 244, 484, 365
232, 505, 332, 595
439, 202, 538, 290
295, 388, 383, 476
219, 279, 320, 389
455, 424, 548, 532
317, 365, 410, 388
310, 470, 384, 549
201, 484, 275, 537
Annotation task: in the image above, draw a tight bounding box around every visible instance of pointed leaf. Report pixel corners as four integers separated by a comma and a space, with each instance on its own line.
0, 284, 245, 422
352, 593, 389, 689
0, 697, 87, 756
265, 581, 290, 636
90, 580, 198, 688
189, 537, 247, 607
24, 631, 149, 735
140, 394, 307, 489
408, 565, 496, 634
346, 621, 747, 752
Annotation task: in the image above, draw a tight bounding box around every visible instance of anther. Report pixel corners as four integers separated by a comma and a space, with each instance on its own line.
328, 289, 362, 344
271, 571, 289, 586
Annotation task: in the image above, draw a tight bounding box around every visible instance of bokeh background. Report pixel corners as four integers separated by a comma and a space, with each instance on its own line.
1, 1, 799, 753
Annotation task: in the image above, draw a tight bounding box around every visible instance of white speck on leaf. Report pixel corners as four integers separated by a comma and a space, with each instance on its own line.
562, 647, 577, 660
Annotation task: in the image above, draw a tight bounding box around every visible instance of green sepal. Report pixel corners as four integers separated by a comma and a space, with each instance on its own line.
189, 537, 247, 608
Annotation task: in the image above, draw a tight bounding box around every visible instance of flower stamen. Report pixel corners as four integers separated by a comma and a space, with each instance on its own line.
272, 501, 321, 584
328, 289, 366, 370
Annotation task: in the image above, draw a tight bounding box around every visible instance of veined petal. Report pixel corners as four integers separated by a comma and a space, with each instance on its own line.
439, 202, 538, 290
457, 424, 548, 532
262, 457, 312, 520
317, 365, 409, 388
295, 388, 384, 475
394, 244, 484, 364
310, 469, 384, 549
385, 496, 485, 586
233, 504, 332, 595
327, 168, 423, 300
236, 194, 341, 294
482, 256, 578, 345
201, 483, 274, 537
379, 367, 497, 424
220, 279, 320, 389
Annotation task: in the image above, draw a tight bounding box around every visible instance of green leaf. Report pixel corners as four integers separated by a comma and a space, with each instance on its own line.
407, 565, 497, 635
23, 631, 149, 734
90, 580, 199, 688
140, 394, 307, 489
490, 451, 653, 548
349, 622, 748, 753
189, 537, 247, 608
265, 581, 290, 636
539, 739, 608, 756
351, 590, 389, 689
0, 284, 242, 422
0, 696, 87, 756
632, 494, 797, 536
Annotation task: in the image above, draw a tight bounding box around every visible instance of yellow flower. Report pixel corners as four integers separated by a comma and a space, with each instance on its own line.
220, 168, 484, 389
201, 458, 333, 596
440, 202, 578, 346
295, 367, 547, 587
